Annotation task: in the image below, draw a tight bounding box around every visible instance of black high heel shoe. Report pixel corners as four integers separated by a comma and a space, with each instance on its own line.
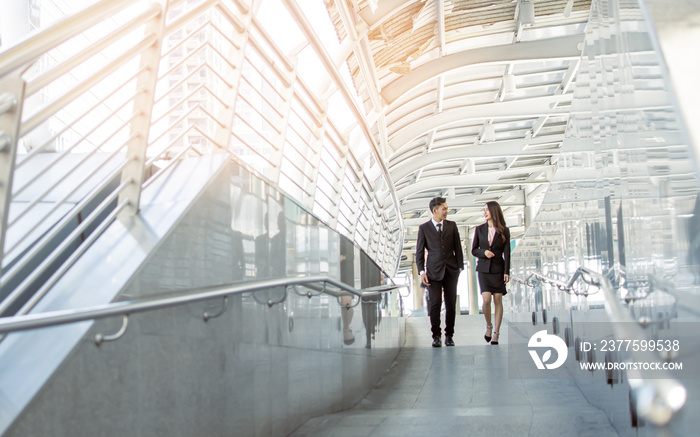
484, 324, 492, 343
491, 331, 499, 345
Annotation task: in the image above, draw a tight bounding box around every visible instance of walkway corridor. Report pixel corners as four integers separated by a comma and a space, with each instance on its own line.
290, 314, 620, 437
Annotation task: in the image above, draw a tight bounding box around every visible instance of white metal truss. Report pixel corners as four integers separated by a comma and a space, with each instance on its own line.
322, 0, 677, 268
0, 0, 684, 280
0, 0, 408, 314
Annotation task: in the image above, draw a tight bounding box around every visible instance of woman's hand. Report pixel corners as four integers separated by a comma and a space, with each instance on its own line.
485, 250, 495, 258
504, 274, 510, 283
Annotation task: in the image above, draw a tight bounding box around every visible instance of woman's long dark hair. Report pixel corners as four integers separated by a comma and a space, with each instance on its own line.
486, 201, 507, 243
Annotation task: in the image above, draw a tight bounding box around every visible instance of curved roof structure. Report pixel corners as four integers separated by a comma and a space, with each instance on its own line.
324, 0, 593, 267
8, 0, 684, 278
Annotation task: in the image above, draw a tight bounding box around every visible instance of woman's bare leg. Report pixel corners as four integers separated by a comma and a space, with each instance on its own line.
492, 293, 503, 342
482, 292, 493, 339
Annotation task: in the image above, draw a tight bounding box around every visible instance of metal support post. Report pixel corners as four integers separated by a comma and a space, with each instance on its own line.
303, 111, 326, 212
268, 59, 296, 185
0, 73, 25, 268
328, 128, 348, 229
117, 2, 166, 219
212, 3, 250, 154
466, 227, 480, 315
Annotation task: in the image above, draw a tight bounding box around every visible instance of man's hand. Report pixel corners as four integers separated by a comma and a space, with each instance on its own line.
485, 250, 495, 258
504, 274, 510, 284
421, 273, 430, 286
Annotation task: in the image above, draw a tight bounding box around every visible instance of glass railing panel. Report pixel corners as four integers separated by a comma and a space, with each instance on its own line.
511, 0, 700, 310
508, 0, 700, 432
0, 158, 405, 437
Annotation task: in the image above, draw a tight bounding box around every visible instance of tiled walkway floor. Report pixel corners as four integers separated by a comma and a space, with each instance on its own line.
289, 314, 620, 437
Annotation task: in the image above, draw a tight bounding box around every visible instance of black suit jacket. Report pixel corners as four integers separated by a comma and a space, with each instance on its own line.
416, 219, 464, 281
471, 223, 511, 274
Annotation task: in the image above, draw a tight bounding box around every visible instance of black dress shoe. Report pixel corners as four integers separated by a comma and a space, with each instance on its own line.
445, 336, 455, 346
432, 337, 442, 347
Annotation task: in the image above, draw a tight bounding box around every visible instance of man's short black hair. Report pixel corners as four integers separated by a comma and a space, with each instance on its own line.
429, 197, 446, 213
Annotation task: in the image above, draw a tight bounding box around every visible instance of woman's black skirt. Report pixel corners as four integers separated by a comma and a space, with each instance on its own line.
478, 272, 507, 295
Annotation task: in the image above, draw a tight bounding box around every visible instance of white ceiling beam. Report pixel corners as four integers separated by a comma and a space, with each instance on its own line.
403, 214, 527, 228
390, 88, 674, 151
404, 214, 486, 227
497, 61, 516, 102
515, 0, 535, 42
436, 0, 446, 57
357, 0, 419, 28
396, 166, 554, 200
388, 131, 686, 185
412, 167, 424, 184
388, 94, 571, 150
425, 129, 436, 153
334, 0, 359, 40
547, 159, 697, 184
525, 183, 549, 205
403, 219, 527, 234
530, 116, 547, 137
391, 129, 564, 162
400, 190, 526, 212
334, 0, 384, 111
381, 34, 585, 104
561, 131, 686, 151
557, 60, 579, 94
383, 31, 656, 106
436, 75, 444, 114
377, 115, 390, 158
458, 158, 475, 175
334, 0, 390, 161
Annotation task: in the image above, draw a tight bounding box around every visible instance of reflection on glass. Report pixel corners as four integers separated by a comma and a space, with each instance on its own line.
360, 251, 383, 349
510, 0, 700, 338
506, 1, 699, 420
340, 235, 356, 345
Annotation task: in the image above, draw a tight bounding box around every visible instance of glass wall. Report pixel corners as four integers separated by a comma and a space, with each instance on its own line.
510, 0, 699, 314
3, 159, 405, 437
507, 0, 700, 433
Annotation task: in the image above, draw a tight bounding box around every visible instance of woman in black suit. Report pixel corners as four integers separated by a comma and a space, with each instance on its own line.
471, 201, 510, 345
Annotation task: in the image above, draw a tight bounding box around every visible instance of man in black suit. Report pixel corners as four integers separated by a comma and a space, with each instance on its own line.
415, 197, 464, 347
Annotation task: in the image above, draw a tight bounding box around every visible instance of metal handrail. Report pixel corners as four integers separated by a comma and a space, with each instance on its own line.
297, 281, 403, 298
514, 266, 687, 425
0, 275, 400, 336
361, 284, 406, 297
516, 267, 697, 317
580, 267, 686, 425
512, 269, 599, 296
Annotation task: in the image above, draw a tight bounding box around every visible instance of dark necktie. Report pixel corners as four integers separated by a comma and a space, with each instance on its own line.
437, 223, 442, 239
